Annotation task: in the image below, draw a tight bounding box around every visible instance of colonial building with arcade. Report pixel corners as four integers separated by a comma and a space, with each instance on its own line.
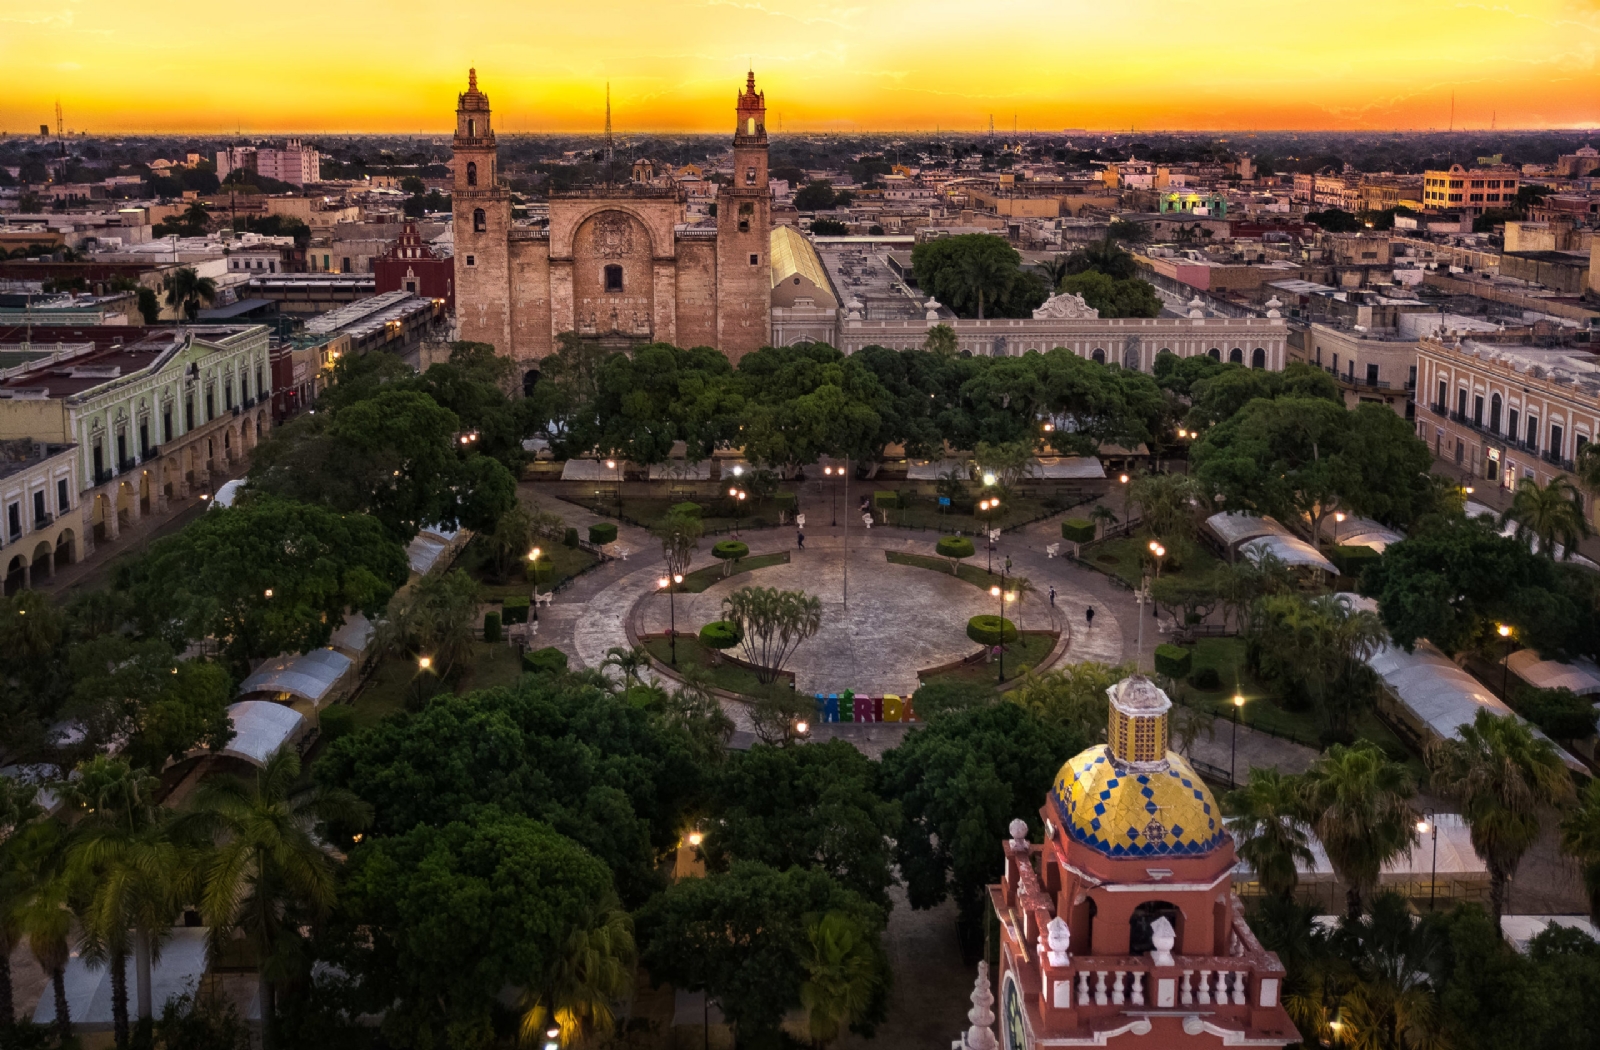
980, 675, 1297, 1049
451, 69, 772, 370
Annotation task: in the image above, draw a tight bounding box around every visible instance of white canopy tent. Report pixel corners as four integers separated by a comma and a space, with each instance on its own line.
217, 700, 307, 766
328, 611, 377, 659
1504, 650, 1600, 698
561, 458, 626, 481
1028, 456, 1106, 480
405, 524, 462, 576
647, 460, 712, 481
1232, 812, 1486, 885
1240, 534, 1338, 574
1204, 511, 1285, 550
1334, 515, 1404, 552
210, 478, 247, 509
33, 927, 209, 1030
237, 648, 353, 707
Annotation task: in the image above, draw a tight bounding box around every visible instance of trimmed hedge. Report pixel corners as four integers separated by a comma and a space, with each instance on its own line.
712, 540, 749, 561
1189, 666, 1221, 690
936, 535, 976, 560
773, 492, 796, 511
873, 490, 899, 510
563, 527, 579, 547
524, 558, 555, 584
1154, 644, 1192, 679
1061, 518, 1095, 544
483, 611, 502, 643
966, 615, 1019, 646
502, 596, 530, 625
699, 620, 743, 649
670, 501, 703, 517
1331, 544, 1382, 577
523, 646, 568, 675
588, 522, 618, 545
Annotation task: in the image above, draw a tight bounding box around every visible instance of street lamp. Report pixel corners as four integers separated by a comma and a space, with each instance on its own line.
528, 547, 542, 621
1230, 692, 1245, 787
1497, 623, 1513, 697
418, 655, 432, 671
979, 497, 1000, 571
1418, 814, 1439, 911
823, 464, 841, 525
1119, 472, 1131, 524
728, 487, 748, 536
990, 584, 1016, 684
794, 719, 810, 736
1148, 540, 1167, 579
659, 573, 684, 666
1333, 511, 1346, 546
606, 458, 622, 517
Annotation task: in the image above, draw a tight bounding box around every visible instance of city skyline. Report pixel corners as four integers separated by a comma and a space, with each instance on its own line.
2, 0, 1598, 134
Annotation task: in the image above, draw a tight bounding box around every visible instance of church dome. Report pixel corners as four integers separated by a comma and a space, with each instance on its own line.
1048, 676, 1225, 859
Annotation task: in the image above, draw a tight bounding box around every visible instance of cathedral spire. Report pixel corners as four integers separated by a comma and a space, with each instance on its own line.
604, 82, 614, 181
468, 67, 477, 91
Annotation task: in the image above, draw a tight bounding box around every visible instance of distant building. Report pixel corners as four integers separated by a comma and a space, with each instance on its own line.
216, 140, 321, 187
1421, 164, 1520, 216
374, 224, 455, 310
0, 439, 78, 593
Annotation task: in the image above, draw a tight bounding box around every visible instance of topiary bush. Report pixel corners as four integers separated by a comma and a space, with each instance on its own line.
873, 490, 900, 510
523, 646, 568, 675
1188, 666, 1221, 691
588, 522, 618, 545
966, 615, 1019, 646
563, 527, 579, 547
699, 620, 743, 650
318, 704, 356, 744
483, 610, 502, 643
670, 501, 703, 518
502, 596, 530, 625
712, 540, 749, 576
935, 535, 975, 574
1061, 518, 1095, 544
1154, 644, 1192, 679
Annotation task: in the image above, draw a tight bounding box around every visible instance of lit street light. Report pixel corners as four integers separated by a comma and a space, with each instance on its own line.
823, 464, 842, 525
1497, 623, 1513, 697
659, 573, 684, 665
1418, 814, 1439, 910
990, 583, 1016, 684
1230, 692, 1245, 787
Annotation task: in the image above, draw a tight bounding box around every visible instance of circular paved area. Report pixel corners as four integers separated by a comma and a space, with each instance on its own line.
591, 531, 1126, 697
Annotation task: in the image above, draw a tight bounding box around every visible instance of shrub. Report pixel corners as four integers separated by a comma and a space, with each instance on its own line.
1514, 686, 1598, 740
563, 527, 579, 547
1189, 666, 1221, 690
712, 540, 749, 561
502, 596, 530, 625
1154, 644, 1192, 679
523, 646, 568, 675
1061, 518, 1095, 544
874, 490, 899, 510
483, 610, 502, 642
966, 615, 1019, 646
318, 704, 356, 743
524, 557, 554, 584
670, 501, 703, 517
699, 620, 743, 650
773, 491, 796, 512
1331, 544, 1382, 578
588, 522, 618, 545
935, 536, 975, 563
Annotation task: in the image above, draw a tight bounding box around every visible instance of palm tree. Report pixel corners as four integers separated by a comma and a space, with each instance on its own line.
382, 569, 481, 682
14, 822, 75, 1044
483, 503, 535, 581
518, 893, 635, 1047
0, 774, 44, 1032
1010, 576, 1038, 629
161, 266, 217, 321
1504, 476, 1591, 559
601, 646, 650, 692
722, 586, 823, 685
180, 747, 369, 1050
799, 911, 882, 1049
59, 757, 181, 1050
1088, 504, 1119, 540
1328, 893, 1450, 1050
1559, 778, 1600, 923
1227, 769, 1314, 902
1576, 442, 1600, 510
1301, 742, 1419, 920
1429, 710, 1574, 934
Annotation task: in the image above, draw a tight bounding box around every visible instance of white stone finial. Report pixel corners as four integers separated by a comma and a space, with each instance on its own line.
1047, 916, 1071, 966
1264, 296, 1283, 318
1150, 916, 1176, 967
1008, 818, 1030, 846
1187, 296, 1206, 319
962, 962, 997, 1050
925, 298, 943, 320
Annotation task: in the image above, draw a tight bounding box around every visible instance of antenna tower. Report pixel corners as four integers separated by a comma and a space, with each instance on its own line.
54, 99, 64, 156
987, 114, 994, 142
604, 83, 614, 182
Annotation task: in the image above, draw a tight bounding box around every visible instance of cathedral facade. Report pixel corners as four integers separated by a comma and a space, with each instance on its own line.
451, 70, 772, 367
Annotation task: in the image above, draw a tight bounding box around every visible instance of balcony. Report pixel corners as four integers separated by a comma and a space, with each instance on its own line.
1543, 450, 1576, 471
116, 458, 137, 474
34, 513, 53, 531
93, 468, 114, 486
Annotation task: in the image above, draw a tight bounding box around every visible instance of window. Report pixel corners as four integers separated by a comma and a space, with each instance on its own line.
746, 117, 755, 136
92, 443, 103, 479
1457, 389, 1468, 417
1527, 414, 1539, 448
745, 166, 756, 185
405, 280, 416, 293
1551, 423, 1564, 458
1473, 395, 1483, 426
467, 160, 477, 187
225, 379, 234, 411
465, 255, 476, 266
1366, 363, 1380, 386
1333, 352, 1339, 372
1229, 348, 1242, 363
738, 201, 753, 233
116, 433, 127, 468
57, 479, 69, 514
749, 253, 759, 266
473, 209, 486, 232
603, 264, 623, 292
341, 257, 351, 272
1253, 348, 1266, 369
139, 421, 150, 455
6, 502, 18, 541
163, 408, 172, 442
1207, 347, 1220, 360
1508, 408, 1519, 440
206, 387, 215, 422
33, 490, 46, 527
1437, 379, 1447, 408
467, 118, 475, 137
1489, 394, 1501, 433
1091, 348, 1105, 364
1408, 365, 1417, 390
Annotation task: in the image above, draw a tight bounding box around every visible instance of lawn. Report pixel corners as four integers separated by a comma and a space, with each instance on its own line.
886, 550, 1036, 592
886, 493, 1055, 534
591, 495, 791, 533
1170, 636, 1420, 763
640, 634, 797, 701
456, 536, 599, 603
1082, 534, 1223, 589
918, 632, 1058, 689
679, 551, 789, 593
348, 640, 526, 729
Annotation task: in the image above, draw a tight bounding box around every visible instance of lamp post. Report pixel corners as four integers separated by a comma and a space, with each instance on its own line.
1497, 623, 1513, 698
659, 573, 683, 665
990, 583, 1016, 684
1230, 692, 1245, 787
1147, 540, 1166, 580
606, 458, 622, 518
1418, 814, 1439, 911
1119, 472, 1131, 525
1134, 577, 1150, 672
979, 497, 1000, 572
824, 464, 840, 526
528, 546, 542, 622
1333, 511, 1346, 546
728, 486, 748, 537
842, 456, 850, 607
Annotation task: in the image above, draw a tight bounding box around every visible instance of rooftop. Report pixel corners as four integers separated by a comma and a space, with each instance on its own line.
0, 325, 258, 400
0, 438, 75, 481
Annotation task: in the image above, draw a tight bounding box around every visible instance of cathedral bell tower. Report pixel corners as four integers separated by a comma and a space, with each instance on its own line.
715, 70, 771, 361
452, 68, 512, 354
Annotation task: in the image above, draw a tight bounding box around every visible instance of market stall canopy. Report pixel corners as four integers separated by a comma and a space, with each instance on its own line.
1505, 649, 1600, 698
1240, 534, 1337, 574
210, 478, 247, 509
406, 523, 462, 575
328, 611, 377, 658
34, 927, 208, 1030
238, 648, 353, 706
218, 700, 307, 766
1204, 511, 1284, 549
1336, 515, 1404, 552
1232, 813, 1485, 881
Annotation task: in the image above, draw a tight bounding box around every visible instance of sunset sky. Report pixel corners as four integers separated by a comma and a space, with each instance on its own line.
2, 0, 1597, 134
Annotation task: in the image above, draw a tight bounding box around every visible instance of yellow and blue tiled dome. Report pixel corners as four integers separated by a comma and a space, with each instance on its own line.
1051, 746, 1225, 858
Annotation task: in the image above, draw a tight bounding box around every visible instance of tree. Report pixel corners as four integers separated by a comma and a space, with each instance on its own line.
655, 509, 703, 582
63, 637, 233, 768
1504, 476, 1591, 559
1306, 209, 1363, 233
380, 569, 481, 683
721, 586, 822, 685
1250, 593, 1385, 743
1227, 769, 1314, 901
125, 495, 409, 675
911, 234, 1047, 320
922, 323, 959, 357
704, 741, 899, 909
1577, 441, 1600, 508
335, 812, 613, 1050
1300, 742, 1419, 919
809, 218, 848, 235
13, 821, 75, 1045
1129, 472, 1201, 541
518, 892, 635, 1048
481, 500, 534, 581
1063, 236, 1138, 280
635, 862, 886, 1040
794, 181, 843, 211
1428, 710, 1574, 933
316, 674, 705, 905
1058, 270, 1161, 318
800, 910, 886, 1049
1559, 778, 1600, 923
181, 748, 369, 1050
0, 774, 43, 1033
135, 286, 160, 324
161, 266, 217, 321
881, 703, 1086, 942
1004, 662, 1125, 741
601, 646, 650, 692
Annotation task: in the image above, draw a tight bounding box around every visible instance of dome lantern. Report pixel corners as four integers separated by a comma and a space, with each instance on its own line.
1106, 675, 1171, 771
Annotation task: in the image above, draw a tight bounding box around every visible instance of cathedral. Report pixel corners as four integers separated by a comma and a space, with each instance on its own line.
451, 69, 772, 369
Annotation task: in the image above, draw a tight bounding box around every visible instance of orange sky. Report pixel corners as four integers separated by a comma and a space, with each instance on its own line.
1, 0, 1597, 133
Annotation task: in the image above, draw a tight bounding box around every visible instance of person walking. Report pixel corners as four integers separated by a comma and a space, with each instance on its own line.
1048, 585, 1057, 608
797, 529, 806, 550
1085, 606, 1095, 628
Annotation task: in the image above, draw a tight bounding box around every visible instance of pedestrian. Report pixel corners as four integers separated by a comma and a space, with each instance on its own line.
1086, 606, 1095, 627
797, 529, 806, 550
1005, 555, 1013, 574
1049, 585, 1057, 607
